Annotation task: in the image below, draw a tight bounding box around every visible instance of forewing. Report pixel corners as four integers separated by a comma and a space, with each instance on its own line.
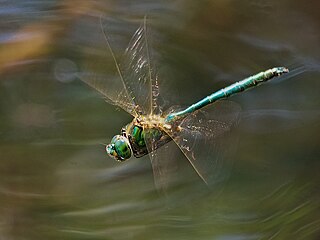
77, 16, 163, 116
76, 17, 138, 117
120, 16, 162, 115
76, 71, 137, 116
166, 101, 241, 185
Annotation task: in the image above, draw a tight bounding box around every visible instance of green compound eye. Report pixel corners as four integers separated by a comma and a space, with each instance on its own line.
107, 135, 132, 161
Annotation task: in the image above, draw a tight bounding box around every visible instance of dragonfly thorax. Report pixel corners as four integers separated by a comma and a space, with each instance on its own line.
137, 115, 171, 130
106, 115, 172, 161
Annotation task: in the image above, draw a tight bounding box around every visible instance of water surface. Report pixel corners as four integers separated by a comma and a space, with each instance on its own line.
0, 1, 319, 239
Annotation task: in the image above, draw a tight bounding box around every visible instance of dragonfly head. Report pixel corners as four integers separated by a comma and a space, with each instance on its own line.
106, 135, 132, 161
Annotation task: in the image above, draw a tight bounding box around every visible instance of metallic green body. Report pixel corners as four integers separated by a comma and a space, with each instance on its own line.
125, 121, 171, 158
130, 125, 146, 148
80, 18, 290, 186
165, 67, 288, 123
107, 67, 289, 160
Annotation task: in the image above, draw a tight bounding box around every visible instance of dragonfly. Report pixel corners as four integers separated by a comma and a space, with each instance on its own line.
77, 17, 289, 190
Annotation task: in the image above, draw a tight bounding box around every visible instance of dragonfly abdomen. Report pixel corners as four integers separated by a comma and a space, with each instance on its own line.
165, 67, 288, 123
208, 67, 287, 99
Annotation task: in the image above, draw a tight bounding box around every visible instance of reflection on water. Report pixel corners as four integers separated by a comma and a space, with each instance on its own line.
0, 1, 319, 239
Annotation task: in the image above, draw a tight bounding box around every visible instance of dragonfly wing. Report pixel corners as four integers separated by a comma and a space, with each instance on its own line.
78, 16, 162, 116
166, 101, 241, 185
143, 128, 179, 192
76, 71, 137, 117
120, 16, 162, 115
146, 139, 177, 193
76, 17, 138, 117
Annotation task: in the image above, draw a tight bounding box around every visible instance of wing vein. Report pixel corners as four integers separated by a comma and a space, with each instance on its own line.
143, 16, 153, 115
99, 16, 138, 116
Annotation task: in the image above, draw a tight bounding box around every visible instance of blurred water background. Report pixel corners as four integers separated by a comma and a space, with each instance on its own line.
0, 0, 319, 239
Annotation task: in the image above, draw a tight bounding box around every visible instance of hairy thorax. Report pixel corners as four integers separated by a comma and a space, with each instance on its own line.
137, 115, 172, 131
124, 115, 174, 158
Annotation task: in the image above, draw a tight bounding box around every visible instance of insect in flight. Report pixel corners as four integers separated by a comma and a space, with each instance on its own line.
77, 17, 289, 190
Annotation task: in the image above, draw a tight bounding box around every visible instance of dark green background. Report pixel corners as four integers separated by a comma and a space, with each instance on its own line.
0, 1, 319, 239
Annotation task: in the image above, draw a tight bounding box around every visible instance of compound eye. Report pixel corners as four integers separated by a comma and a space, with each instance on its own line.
107, 135, 132, 161
114, 137, 131, 161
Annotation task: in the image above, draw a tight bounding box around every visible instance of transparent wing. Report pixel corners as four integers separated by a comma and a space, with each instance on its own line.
144, 133, 179, 193
76, 70, 137, 117
120, 16, 161, 115
78, 16, 161, 116
165, 101, 241, 185
76, 17, 138, 117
